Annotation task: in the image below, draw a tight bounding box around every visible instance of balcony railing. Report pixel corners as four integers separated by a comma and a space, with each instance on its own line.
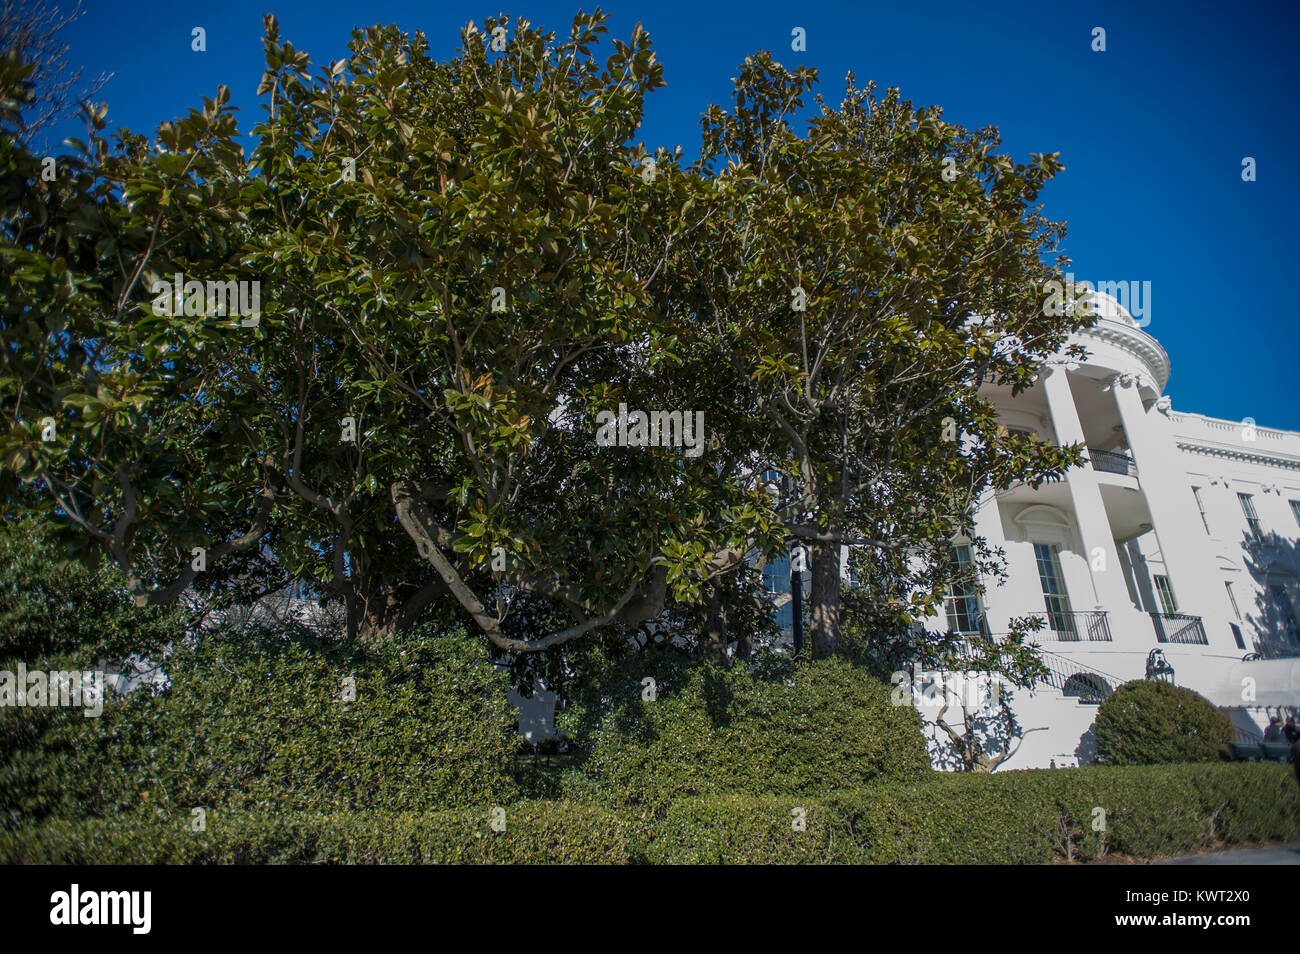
1151, 612, 1208, 645
1088, 448, 1137, 478
1045, 609, 1113, 641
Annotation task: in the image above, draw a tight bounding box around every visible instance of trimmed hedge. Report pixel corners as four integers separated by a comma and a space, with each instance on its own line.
0, 802, 633, 864
6, 763, 1294, 864
0, 522, 523, 824
832, 762, 1300, 864
639, 794, 856, 864
560, 654, 930, 807
1094, 679, 1235, 766
2, 626, 523, 824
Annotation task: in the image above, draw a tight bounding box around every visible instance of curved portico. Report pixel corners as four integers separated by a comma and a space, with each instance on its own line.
921, 293, 1299, 770
978, 294, 1237, 660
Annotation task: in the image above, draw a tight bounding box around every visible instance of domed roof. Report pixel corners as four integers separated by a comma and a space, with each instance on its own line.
1072, 287, 1170, 394
1084, 290, 1137, 326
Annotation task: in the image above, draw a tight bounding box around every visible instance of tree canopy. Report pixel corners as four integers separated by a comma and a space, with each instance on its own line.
1, 12, 1092, 664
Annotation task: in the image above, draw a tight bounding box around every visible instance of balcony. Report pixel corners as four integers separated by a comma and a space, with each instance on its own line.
1087, 448, 1137, 478
1044, 609, 1113, 642
1151, 612, 1208, 645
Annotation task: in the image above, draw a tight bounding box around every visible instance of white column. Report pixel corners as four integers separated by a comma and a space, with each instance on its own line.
1111, 375, 1235, 648
973, 490, 1012, 636
1041, 366, 1136, 619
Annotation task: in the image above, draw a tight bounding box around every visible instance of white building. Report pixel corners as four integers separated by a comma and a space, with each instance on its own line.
916, 293, 1300, 769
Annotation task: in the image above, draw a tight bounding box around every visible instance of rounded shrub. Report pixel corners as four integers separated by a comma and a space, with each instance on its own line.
1094, 679, 1234, 766
559, 653, 930, 807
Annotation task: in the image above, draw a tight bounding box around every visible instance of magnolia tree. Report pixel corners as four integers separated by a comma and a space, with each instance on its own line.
0, 14, 780, 645
675, 55, 1092, 657
3, 14, 1090, 663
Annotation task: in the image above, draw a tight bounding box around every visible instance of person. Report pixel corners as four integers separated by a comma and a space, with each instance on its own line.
1264, 716, 1283, 742
1284, 717, 1298, 744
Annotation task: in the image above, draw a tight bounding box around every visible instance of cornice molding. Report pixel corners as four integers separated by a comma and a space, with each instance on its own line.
1077, 318, 1171, 393
1175, 440, 1300, 472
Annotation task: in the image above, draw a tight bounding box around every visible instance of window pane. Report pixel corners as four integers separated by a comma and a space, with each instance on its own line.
1225, 581, 1242, 621
945, 544, 981, 634
1238, 493, 1262, 539
1230, 623, 1246, 650
1268, 586, 1300, 644
1192, 487, 1210, 534
1034, 543, 1074, 637
1154, 575, 1178, 614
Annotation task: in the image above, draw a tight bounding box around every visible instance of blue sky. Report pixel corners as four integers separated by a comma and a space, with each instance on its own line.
50, 0, 1300, 428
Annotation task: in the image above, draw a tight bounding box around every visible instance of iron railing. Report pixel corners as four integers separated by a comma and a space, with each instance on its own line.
1244, 649, 1300, 661
1036, 649, 1117, 703
1088, 448, 1137, 477
1151, 612, 1208, 645
1045, 609, 1113, 642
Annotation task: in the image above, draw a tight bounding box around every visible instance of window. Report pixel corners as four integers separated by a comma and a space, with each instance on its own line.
762, 554, 788, 596
1034, 543, 1076, 638
1062, 673, 1110, 704
944, 544, 983, 635
1238, 493, 1263, 540
1225, 581, 1242, 621
1192, 487, 1211, 534
1230, 623, 1246, 650
1153, 575, 1178, 615
1268, 585, 1300, 644
1291, 500, 1300, 529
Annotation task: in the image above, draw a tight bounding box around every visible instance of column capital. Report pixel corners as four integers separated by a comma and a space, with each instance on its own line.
1100, 371, 1156, 394
1043, 358, 1081, 374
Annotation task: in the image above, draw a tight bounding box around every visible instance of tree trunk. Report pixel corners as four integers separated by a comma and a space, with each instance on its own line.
350, 580, 404, 643
704, 584, 728, 662
807, 541, 841, 656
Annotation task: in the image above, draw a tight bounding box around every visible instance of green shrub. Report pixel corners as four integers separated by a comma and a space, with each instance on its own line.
832, 772, 1063, 864
6, 763, 1292, 864
559, 654, 930, 807
831, 763, 1299, 864
1, 625, 523, 824
0, 517, 185, 661
1094, 680, 1235, 765
0, 801, 633, 864
639, 794, 858, 864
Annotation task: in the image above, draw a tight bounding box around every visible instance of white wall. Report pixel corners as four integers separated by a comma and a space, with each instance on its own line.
915, 302, 1300, 770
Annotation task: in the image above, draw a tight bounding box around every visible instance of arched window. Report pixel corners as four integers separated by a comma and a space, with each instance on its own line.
1062, 673, 1111, 704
